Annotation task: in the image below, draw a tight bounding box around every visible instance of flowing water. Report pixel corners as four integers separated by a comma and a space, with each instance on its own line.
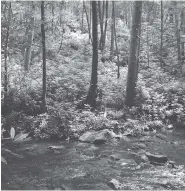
2, 129, 185, 190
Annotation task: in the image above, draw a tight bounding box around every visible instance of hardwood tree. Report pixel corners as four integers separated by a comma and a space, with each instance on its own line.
24, 2, 35, 71
84, 1, 92, 42
160, 0, 164, 68
125, 1, 142, 106
110, 1, 115, 59
2, 2, 12, 109
174, 1, 182, 72
102, 1, 108, 52
86, 1, 98, 109
41, 1, 47, 112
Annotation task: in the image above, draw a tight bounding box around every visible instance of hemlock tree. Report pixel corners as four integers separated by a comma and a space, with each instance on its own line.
41, 1, 47, 112
125, 1, 142, 106
86, 1, 98, 108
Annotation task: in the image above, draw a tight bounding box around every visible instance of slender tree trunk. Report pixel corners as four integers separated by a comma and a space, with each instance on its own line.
174, 2, 182, 72
82, 1, 84, 33
110, 1, 115, 59
160, 1, 164, 68
112, 3, 120, 79
90, 1, 92, 36
41, 1, 47, 112
3, 2, 11, 109
98, 1, 104, 51
24, 2, 34, 72
51, 3, 54, 33
102, 1, 108, 52
146, 6, 150, 67
86, 1, 98, 109
135, 18, 142, 81
181, 9, 185, 66
84, 1, 92, 42
125, 1, 142, 107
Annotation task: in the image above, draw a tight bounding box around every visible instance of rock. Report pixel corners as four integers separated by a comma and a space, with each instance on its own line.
79, 129, 115, 144
167, 124, 174, 130
156, 134, 167, 141
110, 154, 121, 161
145, 152, 168, 164
47, 145, 65, 153
108, 178, 122, 190
131, 143, 146, 150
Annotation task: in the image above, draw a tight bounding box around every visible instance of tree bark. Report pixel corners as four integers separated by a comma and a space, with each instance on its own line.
86, 1, 98, 109
3, 2, 11, 109
112, 3, 120, 79
110, 1, 115, 59
98, 1, 104, 51
24, 2, 35, 72
125, 1, 142, 107
84, 1, 92, 42
135, 17, 142, 81
174, 2, 182, 72
102, 1, 108, 52
41, 1, 47, 112
82, 1, 84, 33
160, 0, 164, 68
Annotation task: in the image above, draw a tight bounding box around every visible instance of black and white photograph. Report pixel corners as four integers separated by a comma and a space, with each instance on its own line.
1, 0, 185, 190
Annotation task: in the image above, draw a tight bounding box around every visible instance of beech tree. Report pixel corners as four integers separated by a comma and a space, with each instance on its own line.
86, 1, 98, 108
41, 1, 47, 112
125, 1, 142, 106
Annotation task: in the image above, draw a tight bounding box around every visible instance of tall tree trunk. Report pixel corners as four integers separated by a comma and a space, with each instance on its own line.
181, 8, 185, 66
98, 1, 104, 51
102, 1, 108, 52
51, 3, 54, 33
3, 2, 11, 109
90, 1, 92, 36
125, 1, 142, 107
82, 1, 84, 33
84, 1, 92, 42
160, 0, 164, 68
174, 2, 182, 72
86, 1, 98, 109
112, 3, 120, 79
24, 2, 34, 72
135, 18, 142, 81
41, 1, 47, 112
110, 1, 115, 59
146, 5, 150, 67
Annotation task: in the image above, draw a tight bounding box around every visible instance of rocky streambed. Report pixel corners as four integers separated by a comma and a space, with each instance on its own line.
2, 128, 185, 190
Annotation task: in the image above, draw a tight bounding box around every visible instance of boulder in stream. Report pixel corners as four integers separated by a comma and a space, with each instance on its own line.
108, 178, 122, 190
145, 152, 168, 165
79, 129, 116, 144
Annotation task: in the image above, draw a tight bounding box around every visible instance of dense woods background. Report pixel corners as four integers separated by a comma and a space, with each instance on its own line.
1, 1, 185, 140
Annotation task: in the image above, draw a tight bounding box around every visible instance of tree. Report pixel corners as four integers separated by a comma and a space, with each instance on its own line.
24, 2, 35, 71
102, 1, 108, 52
110, 1, 115, 59
174, 1, 182, 72
3, 2, 12, 109
41, 1, 47, 112
86, 1, 98, 108
113, 2, 120, 79
160, 0, 164, 68
84, 1, 92, 42
125, 1, 142, 106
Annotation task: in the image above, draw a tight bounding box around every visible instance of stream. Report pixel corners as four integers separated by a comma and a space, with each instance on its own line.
2, 129, 185, 190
